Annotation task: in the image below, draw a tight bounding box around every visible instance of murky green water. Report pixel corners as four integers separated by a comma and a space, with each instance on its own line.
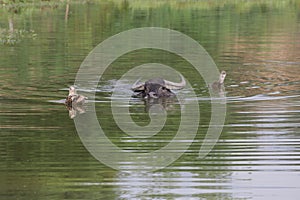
1, 1, 300, 199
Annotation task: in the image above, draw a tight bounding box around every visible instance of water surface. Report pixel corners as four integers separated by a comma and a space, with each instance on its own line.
1, 1, 300, 199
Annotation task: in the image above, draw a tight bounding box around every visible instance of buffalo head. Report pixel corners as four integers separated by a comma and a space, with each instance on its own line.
131, 74, 186, 98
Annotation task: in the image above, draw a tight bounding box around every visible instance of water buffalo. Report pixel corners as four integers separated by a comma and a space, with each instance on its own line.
131, 74, 186, 98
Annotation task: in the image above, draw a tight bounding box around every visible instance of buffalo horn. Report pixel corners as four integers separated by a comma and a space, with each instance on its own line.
164, 74, 186, 90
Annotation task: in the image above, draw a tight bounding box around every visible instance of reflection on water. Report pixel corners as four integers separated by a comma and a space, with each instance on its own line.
66, 104, 86, 119
1, 1, 300, 199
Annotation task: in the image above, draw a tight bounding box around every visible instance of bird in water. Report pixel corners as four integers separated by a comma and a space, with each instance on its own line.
65, 86, 87, 107
211, 70, 226, 90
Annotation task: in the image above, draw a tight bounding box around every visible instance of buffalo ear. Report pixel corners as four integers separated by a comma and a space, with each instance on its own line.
164, 74, 186, 90
131, 84, 145, 91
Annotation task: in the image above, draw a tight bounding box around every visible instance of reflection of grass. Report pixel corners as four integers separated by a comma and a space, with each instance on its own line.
1, 0, 299, 9
0, 0, 298, 45
1, 0, 298, 13
0, 0, 65, 45
0, 0, 63, 4
100, 0, 299, 11
0, 0, 64, 9
0, 0, 71, 13
0, 29, 37, 45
